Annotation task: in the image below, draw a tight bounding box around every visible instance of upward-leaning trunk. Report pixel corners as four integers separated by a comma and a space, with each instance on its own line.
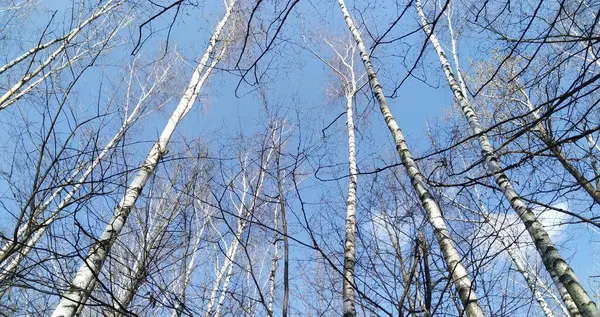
267, 204, 279, 316
206, 142, 273, 317
336, 1, 485, 316
503, 244, 556, 317
273, 129, 290, 317
171, 204, 210, 317
416, 2, 599, 316
51, 2, 236, 316
342, 88, 358, 317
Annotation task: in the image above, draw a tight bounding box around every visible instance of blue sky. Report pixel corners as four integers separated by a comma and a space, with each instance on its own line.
1, 0, 599, 314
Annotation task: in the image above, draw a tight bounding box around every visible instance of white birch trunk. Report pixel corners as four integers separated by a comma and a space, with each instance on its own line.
336, 1, 485, 316
416, 2, 599, 316
204, 188, 248, 317
205, 140, 273, 317
171, 203, 210, 317
268, 124, 284, 316
585, 134, 600, 192
342, 84, 358, 317
485, 207, 557, 317
51, 2, 236, 315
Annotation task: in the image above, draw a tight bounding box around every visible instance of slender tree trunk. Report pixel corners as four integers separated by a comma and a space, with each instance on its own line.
342, 90, 358, 317
206, 143, 272, 317
418, 233, 433, 317
473, 185, 557, 317
504, 245, 556, 317
273, 126, 290, 317
336, 1, 485, 316
307, 37, 361, 317
172, 205, 209, 317
379, 211, 418, 316
50, 2, 236, 315
212, 243, 240, 317
205, 217, 245, 317
268, 121, 288, 317
416, 2, 599, 316
267, 204, 279, 316
584, 133, 600, 192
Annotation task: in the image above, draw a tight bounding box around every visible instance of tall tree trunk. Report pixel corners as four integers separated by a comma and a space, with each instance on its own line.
342, 88, 358, 317
336, 1, 485, 316
479, 200, 558, 317
274, 126, 290, 317
416, 2, 599, 316
267, 204, 279, 316
51, 2, 236, 315
172, 203, 210, 317
502, 244, 557, 317
307, 37, 361, 317
266, 121, 290, 317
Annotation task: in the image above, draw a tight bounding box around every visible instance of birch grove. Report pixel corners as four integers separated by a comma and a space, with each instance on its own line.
415, 1, 599, 315
51, 1, 236, 315
336, 0, 485, 315
1, 0, 600, 315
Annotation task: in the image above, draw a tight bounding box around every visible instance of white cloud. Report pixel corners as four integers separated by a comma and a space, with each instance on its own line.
369, 210, 416, 249
481, 202, 570, 261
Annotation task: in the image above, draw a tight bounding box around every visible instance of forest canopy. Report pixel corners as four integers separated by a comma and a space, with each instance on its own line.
0, 0, 599, 316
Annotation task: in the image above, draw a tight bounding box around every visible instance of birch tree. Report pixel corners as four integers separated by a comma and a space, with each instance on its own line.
2, 0, 600, 315
416, 1, 599, 315
204, 144, 273, 317
307, 36, 366, 317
